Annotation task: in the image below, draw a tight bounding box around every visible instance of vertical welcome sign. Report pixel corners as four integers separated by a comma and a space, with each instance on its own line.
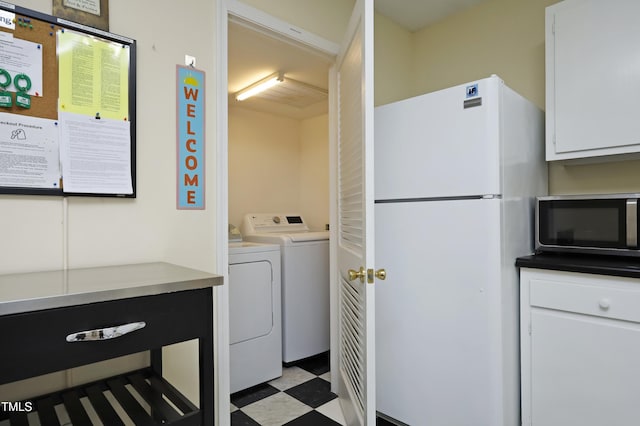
177, 65, 205, 209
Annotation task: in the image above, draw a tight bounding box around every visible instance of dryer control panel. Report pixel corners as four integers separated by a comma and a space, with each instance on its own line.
241, 213, 309, 235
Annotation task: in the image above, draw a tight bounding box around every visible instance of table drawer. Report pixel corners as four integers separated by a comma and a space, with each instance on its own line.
530, 278, 640, 323
0, 288, 211, 385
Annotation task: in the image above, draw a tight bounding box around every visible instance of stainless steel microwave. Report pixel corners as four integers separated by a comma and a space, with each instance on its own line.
536, 194, 640, 256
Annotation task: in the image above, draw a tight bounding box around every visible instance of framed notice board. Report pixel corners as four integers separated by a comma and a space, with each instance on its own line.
0, 1, 136, 197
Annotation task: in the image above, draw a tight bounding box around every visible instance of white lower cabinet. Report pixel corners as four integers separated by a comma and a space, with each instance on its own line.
520, 268, 640, 426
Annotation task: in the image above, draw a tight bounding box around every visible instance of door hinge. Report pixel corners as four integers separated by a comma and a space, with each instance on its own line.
528, 323, 532, 336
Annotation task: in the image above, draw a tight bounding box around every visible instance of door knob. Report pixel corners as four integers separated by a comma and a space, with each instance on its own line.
348, 267, 366, 283
366, 268, 387, 283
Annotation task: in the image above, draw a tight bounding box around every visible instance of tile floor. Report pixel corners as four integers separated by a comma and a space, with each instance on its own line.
230, 353, 400, 426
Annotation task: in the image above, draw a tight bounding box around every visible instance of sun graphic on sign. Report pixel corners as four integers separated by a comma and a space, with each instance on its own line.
184, 74, 199, 86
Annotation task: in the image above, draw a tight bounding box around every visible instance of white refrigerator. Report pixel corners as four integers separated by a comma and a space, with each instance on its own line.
374, 75, 547, 426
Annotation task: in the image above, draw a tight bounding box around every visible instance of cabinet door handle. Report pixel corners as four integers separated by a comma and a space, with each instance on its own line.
66, 321, 146, 342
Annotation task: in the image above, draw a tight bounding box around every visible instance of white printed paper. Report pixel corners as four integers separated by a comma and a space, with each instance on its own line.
59, 111, 132, 194
0, 33, 44, 96
0, 113, 60, 188
0, 10, 15, 30
63, 0, 101, 16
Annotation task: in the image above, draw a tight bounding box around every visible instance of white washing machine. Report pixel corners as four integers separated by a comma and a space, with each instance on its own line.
241, 213, 329, 364
229, 241, 282, 393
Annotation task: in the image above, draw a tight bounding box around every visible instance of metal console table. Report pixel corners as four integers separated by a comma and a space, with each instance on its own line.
0, 262, 222, 426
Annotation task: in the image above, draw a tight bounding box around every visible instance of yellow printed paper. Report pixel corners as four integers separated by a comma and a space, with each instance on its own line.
58, 30, 129, 120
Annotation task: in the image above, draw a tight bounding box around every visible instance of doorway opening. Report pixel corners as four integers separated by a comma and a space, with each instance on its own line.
225, 10, 343, 426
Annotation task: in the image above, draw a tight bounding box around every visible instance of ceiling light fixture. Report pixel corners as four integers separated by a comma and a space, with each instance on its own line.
235, 72, 283, 101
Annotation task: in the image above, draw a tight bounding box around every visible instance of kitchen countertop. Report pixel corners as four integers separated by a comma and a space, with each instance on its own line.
0, 262, 223, 315
516, 253, 640, 279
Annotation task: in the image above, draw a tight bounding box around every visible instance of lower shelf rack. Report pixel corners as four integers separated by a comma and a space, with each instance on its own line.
0, 368, 201, 426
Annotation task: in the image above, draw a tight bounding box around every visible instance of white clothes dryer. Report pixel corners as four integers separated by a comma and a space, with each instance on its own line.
241, 214, 329, 364
229, 241, 282, 393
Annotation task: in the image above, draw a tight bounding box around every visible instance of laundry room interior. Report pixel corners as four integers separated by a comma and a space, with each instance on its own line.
227, 20, 332, 234
226, 14, 337, 414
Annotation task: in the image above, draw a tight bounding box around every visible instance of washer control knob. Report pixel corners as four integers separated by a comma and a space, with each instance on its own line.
272, 216, 281, 224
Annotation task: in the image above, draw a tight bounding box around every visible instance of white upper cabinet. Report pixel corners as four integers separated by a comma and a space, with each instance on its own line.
546, 0, 640, 161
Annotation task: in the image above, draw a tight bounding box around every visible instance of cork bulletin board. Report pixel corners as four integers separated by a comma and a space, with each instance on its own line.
0, 1, 136, 197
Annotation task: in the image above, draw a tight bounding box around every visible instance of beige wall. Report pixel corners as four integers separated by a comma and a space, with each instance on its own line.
300, 114, 330, 231
376, 0, 640, 195
229, 107, 329, 232
228, 107, 301, 228
412, 0, 555, 110
374, 12, 414, 106
1, 0, 218, 407
238, 0, 355, 44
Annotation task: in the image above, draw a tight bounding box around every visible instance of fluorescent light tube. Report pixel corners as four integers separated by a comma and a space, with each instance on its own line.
236, 73, 283, 101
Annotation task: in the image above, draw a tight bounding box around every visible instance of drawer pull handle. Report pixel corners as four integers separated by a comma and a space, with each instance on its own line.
66, 321, 146, 342
599, 299, 611, 310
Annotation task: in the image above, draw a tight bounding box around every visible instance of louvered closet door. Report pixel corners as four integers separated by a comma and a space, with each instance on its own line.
334, 0, 375, 424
